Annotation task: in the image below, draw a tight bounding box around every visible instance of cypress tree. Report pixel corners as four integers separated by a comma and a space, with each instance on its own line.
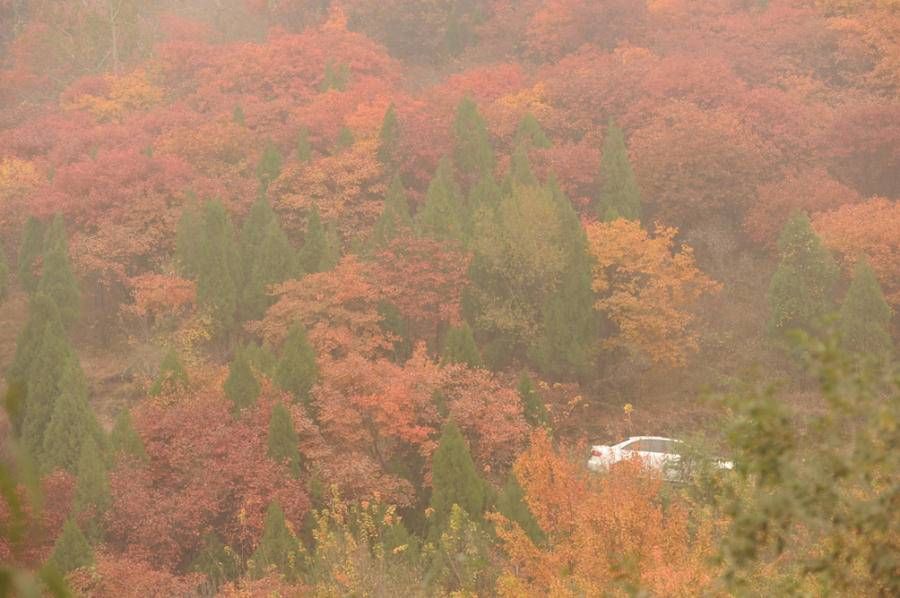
224, 348, 260, 412
370, 174, 413, 249
197, 200, 241, 337
417, 157, 465, 242
515, 113, 551, 149
175, 199, 204, 278
274, 324, 319, 406
73, 435, 110, 539
249, 502, 302, 581
109, 409, 146, 462
452, 97, 494, 184
297, 127, 312, 162
36, 215, 81, 329
596, 120, 641, 222
256, 141, 283, 191
378, 103, 400, 166
839, 259, 893, 356
244, 218, 295, 319
297, 207, 338, 274
233, 104, 245, 125
244, 341, 278, 378
429, 422, 487, 534
507, 142, 538, 189
495, 472, 544, 543
0, 246, 8, 301
47, 517, 93, 575
17, 216, 45, 293
240, 196, 276, 276
767, 213, 838, 338
334, 126, 355, 152
40, 363, 102, 473
517, 373, 549, 429
267, 402, 302, 478
150, 348, 189, 396
440, 322, 482, 368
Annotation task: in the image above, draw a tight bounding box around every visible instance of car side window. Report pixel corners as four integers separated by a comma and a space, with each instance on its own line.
642, 439, 678, 453
622, 439, 643, 451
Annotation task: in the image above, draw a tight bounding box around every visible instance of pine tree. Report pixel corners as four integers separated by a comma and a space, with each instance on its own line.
244, 217, 295, 319
40, 363, 102, 473
839, 259, 893, 356
370, 174, 413, 249
517, 373, 549, 429
240, 196, 276, 276
36, 215, 81, 329
256, 141, 283, 191
297, 127, 312, 162
224, 348, 260, 412
334, 126, 355, 152
417, 157, 465, 242
506, 142, 538, 189
274, 324, 319, 406
515, 113, 551, 149
452, 97, 494, 185
378, 103, 400, 166
17, 216, 45, 293
150, 348, 189, 396
429, 422, 487, 535
0, 246, 9, 301
47, 517, 93, 575
109, 409, 146, 462
267, 402, 302, 478
596, 120, 641, 222
495, 471, 544, 543
175, 199, 204, 278
197, 200, 241, 337
244, 341, 278, 378
233, 104, 245, 125
249, 502, 302, 581
297, 207, 338, 274
768, 213, 838, 338
73, 435, 110, 539
441, 322, 482, 368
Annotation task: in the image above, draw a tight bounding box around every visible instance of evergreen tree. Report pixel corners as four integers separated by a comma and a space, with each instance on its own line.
335, 126, 355, 152
768, 213, 838, 338
297, 207, 338, 274
0, 246, 8, 301
249, 502, 302, 581
73, 435, 110, 539
267, 402, 302, 478
47, 517, 93, 575
297, 127, 312, 162
429, 422, 487, 535
370, 174, 413, 249
515, 113, 551, 149
150, 348, 189, 396
224, 348, 260, 412
506, 142, 538, 189
244, 218, 295, 319
17, 216, 45, 293
109, 408, 146, 462
494, 471, 544, 543
274, 324, 319, 406
440, 322, 482, 368
452, 97, 494, 184
191, 534, 242, 590
36, 215, 81, 329
40, 363, 102, 473
839, 259, 893, 356
175, 199, 204, 278
240, 196, 276, 277
378, 103, 400, 166
320, 62, 349, 92
256, 141, 283, 191
244, 341, 278, 378
197, 200, 242, 337
517, 373, 549, 429
232, 104, 245, 125
417, 157, 465, 242
596, 120, 641, 222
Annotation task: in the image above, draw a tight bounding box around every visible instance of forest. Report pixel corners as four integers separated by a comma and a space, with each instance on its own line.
0, 1, 897, 596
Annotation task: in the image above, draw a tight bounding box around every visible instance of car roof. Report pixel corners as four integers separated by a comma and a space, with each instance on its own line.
626, 436, 682, 442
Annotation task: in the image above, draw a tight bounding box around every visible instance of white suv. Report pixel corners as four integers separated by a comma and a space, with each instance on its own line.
587, 436, 733, 481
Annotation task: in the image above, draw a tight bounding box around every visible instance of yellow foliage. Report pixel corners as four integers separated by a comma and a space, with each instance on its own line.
65, 69, 163, 121
0, 158, 41, 203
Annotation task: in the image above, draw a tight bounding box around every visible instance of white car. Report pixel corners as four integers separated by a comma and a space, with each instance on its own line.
587, 436, 733, 481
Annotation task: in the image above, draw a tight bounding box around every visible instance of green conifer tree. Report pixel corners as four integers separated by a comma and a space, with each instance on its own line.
233, 105, 245, 125
370, 174, 413, 249
517, 373, 549, 429
297, 127, 312, 162
73, 436, 110, 539
297, 207, 338, 274
267, 402, 302, 478
417, 157, 465, 242
429, 422, 487, 535
0, 246, 9, 301
244, 218, 295, 319
109, 409, 146, 462
224, 348, 260, 412
335, 126, 355, 152
515, 113, 551, 149
249, 502, 302, 581
240, 196, 276, 276
47, 518, 93, 575
452, 97, 494, 184
175, 199, 204, 278
244, 341, 278, 378
150, 348, 189, 396
596, 120, 642, 222
36, 216, 81, 329
768, 213, 838, 338
40, 363, 102, 473
839, 259, 893, 356
256, 141, 283, 191
378, 103, 400, 166
506, 142, 538, 189
494, 471, 544, 543
197, 200, 241, 337
17, 216, 45, 294
440, 322, 482, 368
274, 324, 319, 406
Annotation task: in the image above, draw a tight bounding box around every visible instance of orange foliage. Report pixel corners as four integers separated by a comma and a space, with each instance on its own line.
491, 430, 714, 597
63, 70, 164, 122
586, 219, 721, 367
124, 274, 196, 320
67, 553, 203, 597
